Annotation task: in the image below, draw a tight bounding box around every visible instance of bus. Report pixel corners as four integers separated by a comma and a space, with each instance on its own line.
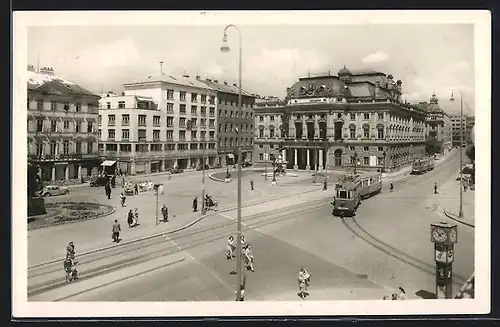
331, 171, 382, 217
411, 157, 435, 175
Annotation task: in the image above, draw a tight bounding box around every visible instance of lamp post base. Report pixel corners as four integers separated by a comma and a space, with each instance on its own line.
293, 165, 298, 170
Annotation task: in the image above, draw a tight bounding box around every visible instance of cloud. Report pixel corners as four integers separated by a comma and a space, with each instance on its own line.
362, 51, 389, 64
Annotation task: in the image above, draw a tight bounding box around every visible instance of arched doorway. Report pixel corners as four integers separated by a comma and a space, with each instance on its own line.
334, 149, 343, 167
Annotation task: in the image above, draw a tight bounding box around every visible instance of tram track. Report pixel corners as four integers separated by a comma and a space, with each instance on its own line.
340, 215, 467, 287
28, 197, 331, 297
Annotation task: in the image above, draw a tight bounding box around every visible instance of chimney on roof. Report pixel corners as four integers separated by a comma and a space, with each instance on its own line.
233, 83, 237, 87
122, 92, 125, 96
206, 79, 212, 82
196, 75, 200, 80
182, 74, 189, 78
224, 81, 228, 85
214, 80, 218, 83
396, 79, 402, 93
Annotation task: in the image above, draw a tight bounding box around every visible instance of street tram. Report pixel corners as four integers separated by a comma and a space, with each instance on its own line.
331, 171, 382, 217
411, 157, 435, 175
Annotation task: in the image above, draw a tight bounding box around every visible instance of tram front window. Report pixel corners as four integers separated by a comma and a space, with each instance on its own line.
338, 190, 349, 199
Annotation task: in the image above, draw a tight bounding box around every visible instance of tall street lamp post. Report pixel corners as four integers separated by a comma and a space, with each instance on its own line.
382, 150, 386, 173
221, 24, 244, 301
450, 89, 464, 219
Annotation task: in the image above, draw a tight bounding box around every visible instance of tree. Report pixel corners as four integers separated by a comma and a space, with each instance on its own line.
425, 136, 443, 156
466, 145, 475, 163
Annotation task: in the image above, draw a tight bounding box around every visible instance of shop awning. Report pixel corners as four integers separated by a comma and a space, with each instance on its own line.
101, 160, 117, 167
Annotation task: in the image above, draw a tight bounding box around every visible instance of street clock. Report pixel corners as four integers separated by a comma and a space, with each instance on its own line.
430, 221, 458, 299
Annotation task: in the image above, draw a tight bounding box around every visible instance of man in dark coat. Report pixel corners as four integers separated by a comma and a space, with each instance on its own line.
112, 219, 121, 242
193, 197, 198, 212
161, 204, 169, 222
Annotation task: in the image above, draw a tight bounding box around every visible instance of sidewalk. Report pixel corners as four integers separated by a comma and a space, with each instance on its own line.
252, 286, 402, 301
437, 177, 475, 227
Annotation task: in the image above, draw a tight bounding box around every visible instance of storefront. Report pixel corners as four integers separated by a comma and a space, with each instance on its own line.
150, 160, 161, 173
100, 160, 117, 175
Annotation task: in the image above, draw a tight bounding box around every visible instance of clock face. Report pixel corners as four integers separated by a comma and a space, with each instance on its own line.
432, 228, 448, 243
449, 229, 457, 243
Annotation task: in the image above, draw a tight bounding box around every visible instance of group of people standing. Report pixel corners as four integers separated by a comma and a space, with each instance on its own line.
63, 241, 78, 282
226, 235, 255, 272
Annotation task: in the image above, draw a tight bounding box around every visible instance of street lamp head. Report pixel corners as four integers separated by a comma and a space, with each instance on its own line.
220, 33, 231, 53
450, 92, 455, 102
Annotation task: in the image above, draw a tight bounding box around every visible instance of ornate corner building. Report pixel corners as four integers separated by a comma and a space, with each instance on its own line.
253, 66, 427, 171
27, 65, 101, 182
424, 93, 453, 153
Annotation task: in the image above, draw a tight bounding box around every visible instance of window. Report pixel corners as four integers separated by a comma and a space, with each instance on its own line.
36, 120, 43, 132
87, 122, 93, 133
224, 124, 228, 132
118, 101, 125, 109
349, 146, 355, 151
63, 121, 70, 130
87, 142, 94, 154
179, 131, 186, 140
138, 115, 146, 126
201, 94, 207, 103
51, 121, 57, 132
191, 106, 197, 115
153, 130, 160, 140
363, 125, 370, 138
209, 108, 215, 116
191, 131, 197, 139
75, 121, 81, 133
37, 101, 44, 110
190, 143, 198, 150
259, 153, 264, 161
269, 128, 275, 138
201, 131, 206, 139
219, 125, 222, 132
377, 157, 384, 166
88, 103, 94, 112
76, 103, 81, 112
259, 116, 264, 122
167, 117, 174, 127
178, 143, 188, 150
191, 118, 197, 128
51, 102, 57, 111
167, 89, 174, 100
180, 104, 186, 114
363, 157, 369, 165
166, 130, 173, 140
180, 118, 186, 128
209, 131, 215, 139
225, 110, 228, 118
63, 141, 69, 154
364, 146, 369, 151
349, 125, 356, 139
191, 93, 197, 102
180, 91, 186, 101
378, 113, 384, 119
259, 129, 264, 138
122, 114, 130, 125
120, 144, 132, 152
122, 129, 130, 139
75, 141, 82, 154
153, 116, 161, 126
209, 95, 215, 104
98, 115, 102, 125
350, 113, 356, 120
219, 110, 223, 118
364, 113, 370, 120
201, 119, 206, 127
230, 111, 234, 118
36, 143, 43, 156
49, 141, 57, 155
108, 115, 116, 126
106, 102, 111, 109
377, 126, 384, 139
98, 129, 101, 138
209, 119, 215, 128
270, 116, 275, 121
378, 147, 384, 152
138, 129, 146, 141
201, 106, 206, 115
108, 129, 115, 139
167, 103, 174, 113
64, 103, 70, 111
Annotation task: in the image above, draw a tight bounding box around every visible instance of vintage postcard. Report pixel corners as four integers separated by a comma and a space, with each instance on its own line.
12, 10, 490, 317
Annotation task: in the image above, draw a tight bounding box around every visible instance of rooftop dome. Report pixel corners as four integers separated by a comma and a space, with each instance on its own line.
429, 92, 439, 104
338, 65, 352, 76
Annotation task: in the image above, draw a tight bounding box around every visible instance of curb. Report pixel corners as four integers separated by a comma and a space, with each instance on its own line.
443, 209, 475, 228
28, 205, 117, 230
29, 186, 322, 269
208, 172, 226, 183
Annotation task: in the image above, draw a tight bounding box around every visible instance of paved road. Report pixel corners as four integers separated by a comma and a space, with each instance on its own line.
29, 152, 472, 302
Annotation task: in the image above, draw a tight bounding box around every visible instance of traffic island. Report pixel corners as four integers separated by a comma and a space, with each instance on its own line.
28, 201, 115, 230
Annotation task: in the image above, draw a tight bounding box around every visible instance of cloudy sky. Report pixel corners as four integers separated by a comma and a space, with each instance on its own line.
28, 23, 475, 115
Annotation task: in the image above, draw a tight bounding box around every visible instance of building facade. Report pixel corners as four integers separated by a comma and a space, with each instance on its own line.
98, 75, 218, 174
450, 114, 475, 146
425, 93, 452, 152
27, 65, 101, 182
202, 79, 255, 164
253, 67, 427, 172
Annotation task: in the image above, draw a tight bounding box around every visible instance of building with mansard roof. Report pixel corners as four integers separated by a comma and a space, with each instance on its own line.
27, 65, 101, 182
253, 66, 428, 172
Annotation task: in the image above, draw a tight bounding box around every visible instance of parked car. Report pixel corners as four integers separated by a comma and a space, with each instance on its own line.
242, 161, 253, 168
38, 185, 69, 197
170, 167, 184, 174
90, 176, 109, 187
196, 164, 210, 171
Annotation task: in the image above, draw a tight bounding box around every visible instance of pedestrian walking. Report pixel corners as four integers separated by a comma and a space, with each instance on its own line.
323, 180, 327, 191
161, 204, 169, 222
250, 179, 254, 191
298, 266, 311, 299
159, 184, 164, 195
397, 287, 407, 300
134, 183, 139, 195
127, 209, 134, 227
434, 182, 438, 194
134, 208, 140, 226
105, 183, 112, 199
112, 219, 121, 242
193, 197, 198, 212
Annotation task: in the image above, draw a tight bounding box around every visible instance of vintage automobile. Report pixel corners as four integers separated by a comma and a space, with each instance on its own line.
241, 161, 253, 168
90, 176, 110, 187
38, 185, 70, 197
